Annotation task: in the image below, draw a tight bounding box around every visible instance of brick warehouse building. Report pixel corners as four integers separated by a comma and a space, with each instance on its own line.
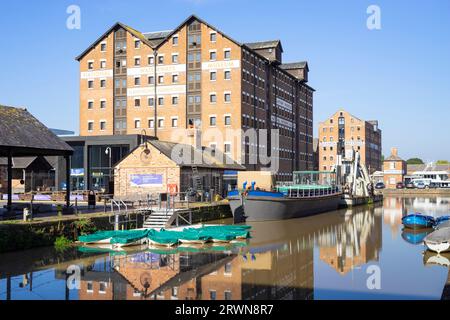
76, 15, 314, 182
318, 110, 382, 174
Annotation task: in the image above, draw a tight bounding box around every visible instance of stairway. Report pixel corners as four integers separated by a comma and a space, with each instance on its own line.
142, 209, 175, 229
192, 166, 203, 191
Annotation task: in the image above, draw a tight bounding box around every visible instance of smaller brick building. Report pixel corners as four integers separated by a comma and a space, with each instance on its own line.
383, 147, 407, 188
114, 140, 245, 199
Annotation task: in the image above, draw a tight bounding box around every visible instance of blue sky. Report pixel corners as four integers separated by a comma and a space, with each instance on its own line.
0, 0, 449, 160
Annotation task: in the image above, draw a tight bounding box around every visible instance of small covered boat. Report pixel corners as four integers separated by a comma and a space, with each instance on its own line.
436, 220, 450, 230
435, 216, 450, 226
78, 229, 150, 247
424, 227, 450, 253
402, 214, 435, 229
148, 229, 180, 247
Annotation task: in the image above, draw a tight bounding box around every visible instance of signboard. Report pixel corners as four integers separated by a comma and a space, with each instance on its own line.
167, 184, 178, 195
201, 60, 240, 70
130, 174, 163, 187
127, 64, 187, 76
127, 85, 186, 97
80, 69, 113, 79
70, 168, 85, 176
276, 98, 293, 112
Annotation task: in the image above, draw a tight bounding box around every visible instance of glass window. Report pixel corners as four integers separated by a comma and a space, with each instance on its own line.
88, 122, 94, 131
100, 121, 106, 131
210, 94, 217, 103
148, 119, 154, 128
134, 57, 141, 66
225, 116, 231, 126
158, 56, 164, 64
158, 119, 164, 128
172, 54, 178, 64
224, 93, 231, 102
158, 76, 164, 84
88, 61, 93, 69
172, 118, 178, 127
100, 43, 106, 51
134, 77, 141, 86
210, 33, 217, 42
210, 290, 216, 300
158, 97, 164, 105
100, 61, 106, 69
224, 291, 232, 300
210, 117, 216, 126
224, 50, 231, 60
210, 71, 217, 81
148, 97, 154, 106
100, 101, 106, 109
172, 36, 178, 45
210, 51, 217, 60
224, 143, 231, 153
100, 80, 106, 88
88, 101, 93, 109
148, 56, 154, 65
134, 119, 141, 128
172, 74, 178, 83
134, 40, 141, 48
224, 70, 231, 80
88, 80, 94, 88
134, 98, 140, 107
172, 96, 179, 105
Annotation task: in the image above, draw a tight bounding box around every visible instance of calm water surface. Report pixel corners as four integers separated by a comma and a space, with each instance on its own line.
1, 196, 450, 300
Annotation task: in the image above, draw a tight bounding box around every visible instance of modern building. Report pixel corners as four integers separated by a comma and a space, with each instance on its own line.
383, 147, 407, 188
75, 15, 315, 181
318, 110, 382, 174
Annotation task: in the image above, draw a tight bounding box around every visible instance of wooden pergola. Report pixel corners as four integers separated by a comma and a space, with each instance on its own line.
0, 105, 73, 212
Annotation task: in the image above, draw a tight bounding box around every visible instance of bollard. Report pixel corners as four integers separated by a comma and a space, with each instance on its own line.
23, 208, 29, 222
75, 197, 78, 215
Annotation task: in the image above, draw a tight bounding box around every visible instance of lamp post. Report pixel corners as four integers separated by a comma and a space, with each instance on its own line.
105, 147, 112, 194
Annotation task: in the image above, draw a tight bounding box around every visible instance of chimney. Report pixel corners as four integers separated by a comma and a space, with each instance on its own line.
391, 147, 398, 157
194, 127, 202, 151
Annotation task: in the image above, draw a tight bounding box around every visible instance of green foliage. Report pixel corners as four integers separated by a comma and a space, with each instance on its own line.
406, 158, 424, 165
436, 160, 449, 165
73, 218, 97, 236
54, 236, 72, 252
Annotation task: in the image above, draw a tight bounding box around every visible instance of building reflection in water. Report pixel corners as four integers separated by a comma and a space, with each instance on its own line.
62, 205, 382, 300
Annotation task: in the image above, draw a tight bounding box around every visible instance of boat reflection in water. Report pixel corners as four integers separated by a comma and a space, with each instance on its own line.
2, 196, 450, 300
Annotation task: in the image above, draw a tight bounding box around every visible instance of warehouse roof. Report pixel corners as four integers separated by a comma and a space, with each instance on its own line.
280, 61, 308, 70
245, 40, 283, 52
0, 105, 73, 157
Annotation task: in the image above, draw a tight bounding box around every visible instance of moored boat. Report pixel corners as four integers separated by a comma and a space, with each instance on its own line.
401, 228, 433, 245
435, 216, 450, 226
436, 220, 450, 230
228, 171, 342, 222
424, 227, 450, 254
402, 214, 435, 230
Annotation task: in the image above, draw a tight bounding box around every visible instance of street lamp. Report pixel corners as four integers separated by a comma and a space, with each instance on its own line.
105, 147, 112, 194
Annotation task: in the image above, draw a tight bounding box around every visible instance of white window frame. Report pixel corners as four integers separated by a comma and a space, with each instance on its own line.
224, 91, 232, 103
87, 79, 94, 90
224, 142, 232, 154
134, 118, 141, 129
157, 117, 165, 128
224, 69, 231, 80
134, 76, 141, 86
171, 95, 179, 105
134, 39, 141, 49
99, 59, 107, 69
148, 118, 155, 128
224, 114, 232, 126
134, 56, 141, 66
209, 92, 217, 104
209, 49, 217, 61
99, 78, 107, 88
171, 116, 178, 127
210, 70, 217, 81
99, 99, 106, 109
87, 121, 94, 132
223, 48, 231, 60
172, 34, 179, 46
100, 42, 107, 52
99, 120, 107, 131
171, 53, 179, 64
209, 115, 217, 127
87, 99, 94, 110
87, 60, 94, 70
209, 31, 217, 43
171, 73, 179, 83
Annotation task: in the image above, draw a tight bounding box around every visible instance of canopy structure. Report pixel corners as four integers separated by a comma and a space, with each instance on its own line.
0, 105, 73, 212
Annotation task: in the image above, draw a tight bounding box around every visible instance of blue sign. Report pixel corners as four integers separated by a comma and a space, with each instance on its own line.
70, 168, 85, 176
130, 174, 163, 187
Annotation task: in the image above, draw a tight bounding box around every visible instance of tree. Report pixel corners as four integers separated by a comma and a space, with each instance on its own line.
406, 158, 424, 165
436, 160, 449, 165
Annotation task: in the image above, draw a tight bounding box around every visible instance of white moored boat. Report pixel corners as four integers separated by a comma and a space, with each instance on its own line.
424, 227, 450, 253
